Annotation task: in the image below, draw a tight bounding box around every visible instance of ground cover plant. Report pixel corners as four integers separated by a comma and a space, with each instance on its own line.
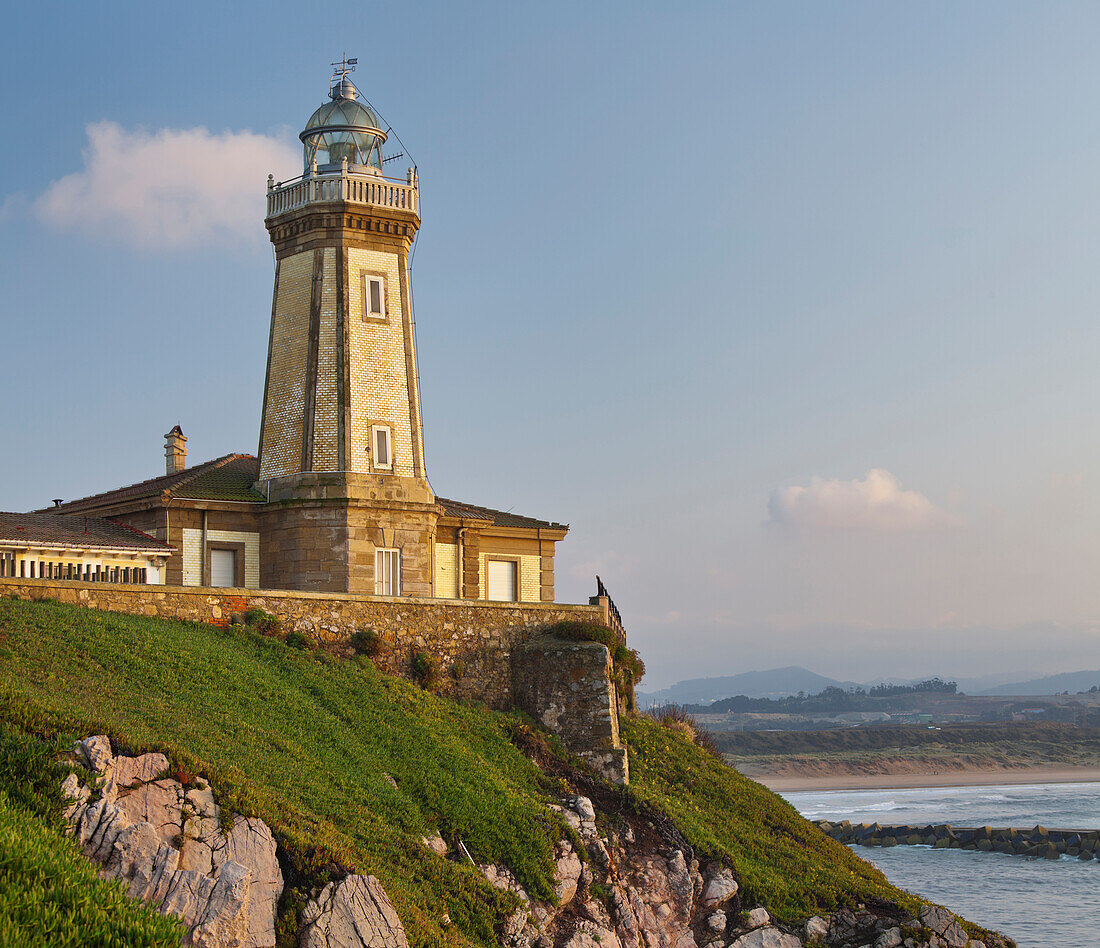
0, 596, 559, 947
623, 713, 924, 923
0, 596, 997, 945
0, 722, 184, 947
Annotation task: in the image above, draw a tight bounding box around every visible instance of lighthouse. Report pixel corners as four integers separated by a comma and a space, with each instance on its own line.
257, 60, 435, 595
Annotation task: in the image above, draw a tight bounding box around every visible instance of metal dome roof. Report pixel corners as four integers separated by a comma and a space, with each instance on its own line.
301, 95, 383, 139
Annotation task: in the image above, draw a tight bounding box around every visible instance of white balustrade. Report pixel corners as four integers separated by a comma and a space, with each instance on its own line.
266, 171, 419, 218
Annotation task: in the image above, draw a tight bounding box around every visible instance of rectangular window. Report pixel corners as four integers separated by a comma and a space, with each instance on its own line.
375, 548, 401, 596
487, 559, 518, 602
372, 425, 392, 470
363, 274, 384, 317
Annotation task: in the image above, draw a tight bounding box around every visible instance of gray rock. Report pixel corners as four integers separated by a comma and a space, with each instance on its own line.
185, 782, 218, 820
218, 816, 284, 947
420, 833, 448, 857
64, 743, 283, 948
874, 928, 902, 948
113, 753, 170, 789
706, 910, 727, 933
159, 868, 219, 931
190, 860, 252, 948
76, 735, 113, 773
115, 780, 185, 845
700, 864, 739, 909
554, 842, 583, 905
570, 795, 597, 823
563, 928, 622, 948
745, 907, 770, 929
665, 850, 695, 918
803, 916, 828, 945
60, 772, 89, 822
299, 874, 410, 948
729, 927, 803, 948
918, 906, 968, 948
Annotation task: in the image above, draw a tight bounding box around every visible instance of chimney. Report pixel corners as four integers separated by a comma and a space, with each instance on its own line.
164, 425, 187, 475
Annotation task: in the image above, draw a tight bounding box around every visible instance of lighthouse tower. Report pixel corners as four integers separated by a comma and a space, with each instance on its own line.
258, 61, 436, 595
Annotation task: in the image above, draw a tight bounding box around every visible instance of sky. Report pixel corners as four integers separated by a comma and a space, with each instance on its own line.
3, 2, 1100, 689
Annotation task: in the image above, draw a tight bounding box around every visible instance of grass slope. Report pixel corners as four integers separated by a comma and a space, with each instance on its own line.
0, 724, 183, 947
0, 596, 990, 944
0, 597, 556, 947
623, 716, 921, 922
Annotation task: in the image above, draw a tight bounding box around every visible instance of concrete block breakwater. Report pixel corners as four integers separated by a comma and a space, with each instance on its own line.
816, 820, 1100, 861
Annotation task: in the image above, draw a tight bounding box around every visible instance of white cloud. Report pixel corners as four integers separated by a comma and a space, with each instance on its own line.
768, 468, 949, 532
34, 121, 300, 250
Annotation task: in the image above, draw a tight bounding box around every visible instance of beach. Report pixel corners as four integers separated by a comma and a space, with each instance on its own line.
754, 766, 1100, 792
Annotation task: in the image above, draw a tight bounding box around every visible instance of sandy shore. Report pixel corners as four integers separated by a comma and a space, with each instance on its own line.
750, 767, 1100, 792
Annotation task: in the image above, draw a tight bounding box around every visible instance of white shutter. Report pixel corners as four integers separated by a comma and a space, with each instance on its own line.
487, 560, 517, 602
211, 549, 236, 587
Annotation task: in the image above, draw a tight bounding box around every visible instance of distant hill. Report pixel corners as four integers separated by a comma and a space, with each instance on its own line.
636, 666, 861, 706
975, 669, 1100, 696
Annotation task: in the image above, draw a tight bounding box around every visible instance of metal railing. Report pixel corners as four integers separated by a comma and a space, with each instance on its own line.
266, 168, 419, 218
595, 574, 626, 642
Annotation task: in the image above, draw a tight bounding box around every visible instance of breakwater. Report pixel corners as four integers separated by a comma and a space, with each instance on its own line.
815, 819, 1100, 860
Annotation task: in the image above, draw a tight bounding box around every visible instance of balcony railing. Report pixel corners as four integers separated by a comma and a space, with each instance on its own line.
266, 168, 419, 218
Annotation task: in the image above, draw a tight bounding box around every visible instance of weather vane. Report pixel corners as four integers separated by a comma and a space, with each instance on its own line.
330, 54, 358, 84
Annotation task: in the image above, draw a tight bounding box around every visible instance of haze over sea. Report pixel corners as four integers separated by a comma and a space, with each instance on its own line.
783, 783, 1100, 948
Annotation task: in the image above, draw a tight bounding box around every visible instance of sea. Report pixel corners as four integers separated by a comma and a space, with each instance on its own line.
782, 782, 1100, 948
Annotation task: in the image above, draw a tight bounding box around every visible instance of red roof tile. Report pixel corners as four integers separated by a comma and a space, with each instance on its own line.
0, 512, 173, 552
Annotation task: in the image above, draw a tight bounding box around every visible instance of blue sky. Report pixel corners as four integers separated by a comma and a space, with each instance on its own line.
4, 2, 1100, 687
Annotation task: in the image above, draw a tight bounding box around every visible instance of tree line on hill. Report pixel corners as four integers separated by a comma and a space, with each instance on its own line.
688, 678, 958, 714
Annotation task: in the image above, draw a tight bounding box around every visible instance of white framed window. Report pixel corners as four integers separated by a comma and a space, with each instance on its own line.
375, 548, 401, 596
371, 425, 392, 470
363, 273, 385, 318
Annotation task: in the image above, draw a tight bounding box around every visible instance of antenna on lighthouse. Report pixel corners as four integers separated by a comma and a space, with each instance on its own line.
330, 54, 358, 84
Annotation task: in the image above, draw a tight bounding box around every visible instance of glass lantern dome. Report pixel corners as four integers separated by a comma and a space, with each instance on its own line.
300, 78, 387, 175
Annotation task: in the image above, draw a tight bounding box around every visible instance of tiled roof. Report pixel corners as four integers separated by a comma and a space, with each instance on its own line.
436, 497, 566, 530
50, 455, 264, 512
0, 512, 173, 552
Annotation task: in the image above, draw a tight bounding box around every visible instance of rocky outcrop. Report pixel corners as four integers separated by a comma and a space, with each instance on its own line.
59, 736, 1007, 948
299, 874, 409, 948
478, 790, 1008, 948
64, 735, 283, 948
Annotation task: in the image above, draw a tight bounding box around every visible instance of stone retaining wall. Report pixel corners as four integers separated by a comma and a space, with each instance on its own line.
513, 636, 629, 784
818, 819, 1100, 860
0, 578, 602, 710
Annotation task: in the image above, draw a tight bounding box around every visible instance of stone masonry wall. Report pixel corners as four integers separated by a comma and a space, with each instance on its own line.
0, 578, 602, 712
513, 636, 629, 784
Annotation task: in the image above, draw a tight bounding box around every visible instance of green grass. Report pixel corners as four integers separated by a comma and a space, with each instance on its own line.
623, 714, 922, 922
0, 788, 185, 947
0, 596, 564, 947
0, 721, 184, 947
0, 595, 1002, 946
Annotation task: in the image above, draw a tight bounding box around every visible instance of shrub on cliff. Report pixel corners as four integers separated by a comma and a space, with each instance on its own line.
646, 703, 719, 756
546, 621, 646, 708
242, 608, 280, 636
546, 620, 618, 649
350, 628, 383, 658
411, 650, 440, 690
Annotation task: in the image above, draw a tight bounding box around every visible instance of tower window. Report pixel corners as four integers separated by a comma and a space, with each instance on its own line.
375, 548, 401, 596
371, 425, 392, 470
363, 274, 385, 318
